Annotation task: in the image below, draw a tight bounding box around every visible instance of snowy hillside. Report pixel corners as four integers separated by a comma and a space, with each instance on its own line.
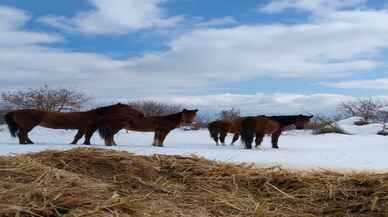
337, 116, 384, 135
0, 118, 388, 172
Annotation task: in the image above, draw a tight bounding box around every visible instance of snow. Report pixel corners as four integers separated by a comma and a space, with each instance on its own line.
337, 116, 384, 135
1, 117, 388, 172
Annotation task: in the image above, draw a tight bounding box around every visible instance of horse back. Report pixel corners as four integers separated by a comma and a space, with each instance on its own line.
39, 111, 94, 129
209, 120, 233, 131
125, 117, 157, 132
249, 116, 279, 134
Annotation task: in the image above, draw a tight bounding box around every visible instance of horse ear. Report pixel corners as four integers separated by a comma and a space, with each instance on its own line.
194, 109, 198, 112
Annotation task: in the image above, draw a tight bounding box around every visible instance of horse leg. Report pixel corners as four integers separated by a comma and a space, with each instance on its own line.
71, 129, 84, 145
158, 130, 171, 147
255, 133, 264, 149
83, 128, 96, 145
104, 134, 114, 146
271, 129, 282, 149
25, 135, 34, 144
152, 132, 159, 146
18, 129, 33, 144
231, 133, 239, 145
109, 135, 117, 146
22, 127, 35, 144
220, 130, 227, 146
154, 131, 164, 147
17, 131, 26, 144
212, 132, 220, 146
214, 135, 220, 146
104, 136, 111, 146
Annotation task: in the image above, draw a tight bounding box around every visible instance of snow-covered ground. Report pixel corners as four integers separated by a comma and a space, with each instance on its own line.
1, 117, 388, 172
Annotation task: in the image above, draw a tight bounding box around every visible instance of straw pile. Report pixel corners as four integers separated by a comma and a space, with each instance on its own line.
1, 148, 388, 217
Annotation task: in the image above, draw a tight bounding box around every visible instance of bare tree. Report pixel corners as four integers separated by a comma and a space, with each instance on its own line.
337, 98, 388, 124
218, 108, 240, 121
1, 85, 90, 112
127, 100, 182, 116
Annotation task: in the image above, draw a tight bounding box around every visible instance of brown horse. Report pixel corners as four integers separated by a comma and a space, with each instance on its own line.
4, 103, 144, 145
241, 115, 313, 149
240, 116, 280, 149
208, 118, 242, 145
97, 109, 198, 146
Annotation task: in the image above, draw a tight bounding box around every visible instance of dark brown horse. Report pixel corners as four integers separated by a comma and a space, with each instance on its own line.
208, 118, 242, 145
240, 116, 280, 149
241, 115, 313, 149
4, 103, 144, 145
97, 109, 198, 146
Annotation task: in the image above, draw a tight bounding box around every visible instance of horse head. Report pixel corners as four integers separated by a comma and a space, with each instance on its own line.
294, 114, 313, 129
182, 109, 198, 124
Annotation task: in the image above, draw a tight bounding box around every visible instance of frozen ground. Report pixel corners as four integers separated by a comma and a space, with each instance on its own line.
0, 117, 388, 172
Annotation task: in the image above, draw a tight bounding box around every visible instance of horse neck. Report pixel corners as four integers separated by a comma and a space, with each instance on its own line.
155, 112, 184, 125
90, 105, 123, 115
269, 116, 298, 127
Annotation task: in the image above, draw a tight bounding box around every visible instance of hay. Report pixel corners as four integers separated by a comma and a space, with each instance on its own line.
1, 148, 388, 217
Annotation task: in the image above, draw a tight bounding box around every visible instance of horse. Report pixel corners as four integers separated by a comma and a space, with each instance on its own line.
266, 115, 313, 149
208, 118, 242, 146
240, 116, 281, 149
3, 103, 144, 145
97, 109, 198, 146
241, 114, 313, 149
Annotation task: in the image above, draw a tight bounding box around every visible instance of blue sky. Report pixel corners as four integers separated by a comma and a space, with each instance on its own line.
1, 0, 388, 114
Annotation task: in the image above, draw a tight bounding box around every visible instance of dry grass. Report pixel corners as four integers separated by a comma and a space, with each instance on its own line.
1, 148, 388, 217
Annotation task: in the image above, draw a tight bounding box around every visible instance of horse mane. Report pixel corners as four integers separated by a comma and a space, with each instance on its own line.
88, 103, 128, 115
267, 115, 302, 127
155, 111, 184, 122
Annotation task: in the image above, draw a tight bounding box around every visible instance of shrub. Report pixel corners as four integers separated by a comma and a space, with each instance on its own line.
309, 116, 348, 135
354, 120, 370, 126
127, 100, 182, 116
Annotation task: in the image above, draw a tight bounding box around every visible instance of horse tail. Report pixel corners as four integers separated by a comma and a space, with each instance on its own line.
207, 122, 219, 141
96, 115, 110, 139
4, 112, 19, 137
97, 125, 111, 139
240, 117, 256, 149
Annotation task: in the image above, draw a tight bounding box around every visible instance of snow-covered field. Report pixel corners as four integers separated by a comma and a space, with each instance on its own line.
1, 117, 388, 172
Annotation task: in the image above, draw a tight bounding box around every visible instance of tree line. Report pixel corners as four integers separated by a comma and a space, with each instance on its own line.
1, 85, 388, 133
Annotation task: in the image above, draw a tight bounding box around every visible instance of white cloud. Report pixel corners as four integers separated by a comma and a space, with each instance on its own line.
325, 78, 388, 89
2, 3, 388, 106
0, 6, 63, 46
126, 14, 388, 80
38, 0, 183, 34
128, 93, 358, 115
260, 0, 367, 14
